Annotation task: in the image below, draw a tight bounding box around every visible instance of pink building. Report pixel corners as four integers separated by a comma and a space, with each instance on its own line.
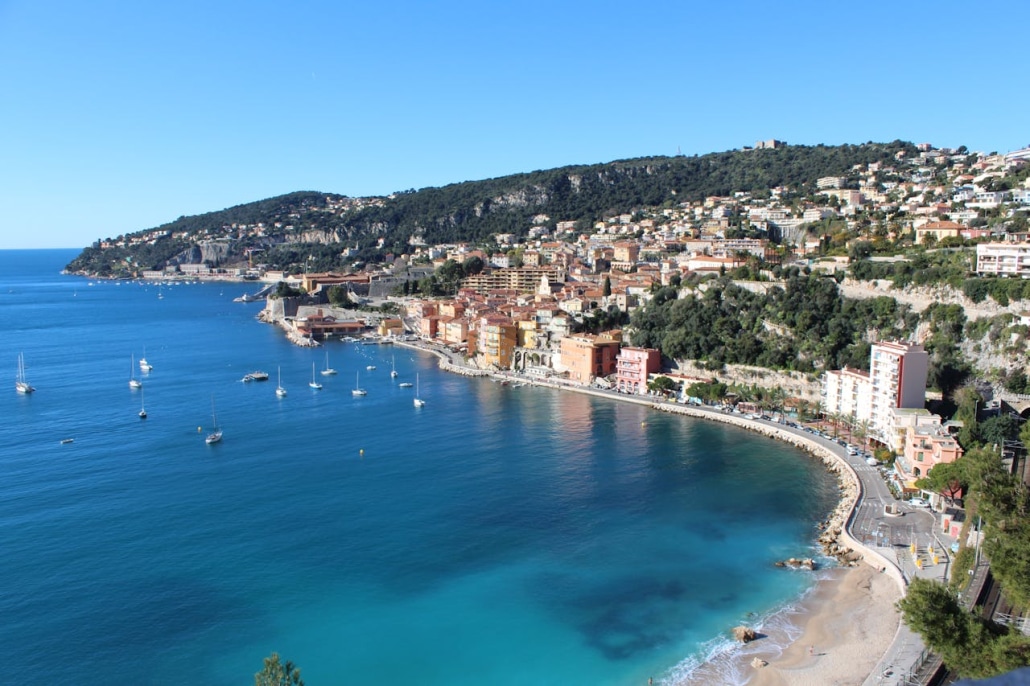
894, 423, 963, 490
615, 347, 661, 394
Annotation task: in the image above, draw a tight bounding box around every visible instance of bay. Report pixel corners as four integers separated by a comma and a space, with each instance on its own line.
0, 249, 839, 685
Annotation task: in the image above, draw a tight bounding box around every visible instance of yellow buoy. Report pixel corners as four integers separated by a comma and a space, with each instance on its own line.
360, 448, 364, 456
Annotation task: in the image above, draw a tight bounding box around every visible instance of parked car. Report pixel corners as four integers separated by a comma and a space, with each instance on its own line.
909, 498, 929, 508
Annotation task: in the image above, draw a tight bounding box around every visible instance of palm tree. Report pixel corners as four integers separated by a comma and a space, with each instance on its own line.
829, 412, 843, 438
853, 419, 871, 451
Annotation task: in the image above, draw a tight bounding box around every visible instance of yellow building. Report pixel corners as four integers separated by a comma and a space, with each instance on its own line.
377, 318, 404, 338
476, 315, 517, 369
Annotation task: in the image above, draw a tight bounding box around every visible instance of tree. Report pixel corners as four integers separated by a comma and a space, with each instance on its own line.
462, 255, 485, 277
602, 276, 612, 297
896, 578, 1030, 678
255, 653, 304, 686
848, 240, 873, 261
326, 284, 353, 307
914, 460, 967, 500
647, 375, 678, 396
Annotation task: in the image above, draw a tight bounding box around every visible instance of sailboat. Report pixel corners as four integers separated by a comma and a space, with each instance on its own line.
413, 373, 426, 408
352, 370, 367, 396
139, 346, 153, 372
309, 362, 323, 390
321, 350, 337, 376
15, 353, 35, 394
139, 386, 147, 419
205, 397, 222, 444
129, 354, 143, 389
390, 355, 398, 379
276, 366, 287, 397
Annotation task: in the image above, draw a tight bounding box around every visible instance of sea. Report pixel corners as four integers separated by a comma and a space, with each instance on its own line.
0, 249, 839, 685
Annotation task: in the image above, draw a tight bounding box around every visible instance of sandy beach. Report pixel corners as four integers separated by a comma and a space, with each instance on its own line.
678, 563, 901, 686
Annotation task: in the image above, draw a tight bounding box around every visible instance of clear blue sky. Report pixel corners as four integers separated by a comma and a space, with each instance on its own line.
1, 0, 1027, 249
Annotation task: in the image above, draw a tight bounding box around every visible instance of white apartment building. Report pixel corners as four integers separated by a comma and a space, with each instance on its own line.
822, 342, 929, 446
976, 242, 1030, 277
823, 367, 872, 422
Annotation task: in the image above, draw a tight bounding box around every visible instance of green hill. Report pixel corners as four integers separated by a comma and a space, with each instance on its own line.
66, 141, 917, 276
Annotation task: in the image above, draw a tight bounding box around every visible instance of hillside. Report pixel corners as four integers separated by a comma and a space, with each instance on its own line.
65, 141, 916, 276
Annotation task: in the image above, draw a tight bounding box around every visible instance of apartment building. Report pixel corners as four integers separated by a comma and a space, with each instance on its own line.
822, 366, 873, 423
976, 242, 1030, 277
560, 333, 622, 384
822, 341, 929, 446
614, 347, 661, 395
869, 342, 930, 445
461, 266, 565, 295
474, 315, 517, 369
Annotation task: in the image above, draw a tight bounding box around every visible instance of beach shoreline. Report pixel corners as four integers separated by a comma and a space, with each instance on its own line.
675, 564, 901, 686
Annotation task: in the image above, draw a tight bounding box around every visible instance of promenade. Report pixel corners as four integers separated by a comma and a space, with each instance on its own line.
394, 339, 950, 685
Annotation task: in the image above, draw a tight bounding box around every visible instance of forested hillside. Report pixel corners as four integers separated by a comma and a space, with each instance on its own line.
630, 274, 979, 396
66, 141, 916, 275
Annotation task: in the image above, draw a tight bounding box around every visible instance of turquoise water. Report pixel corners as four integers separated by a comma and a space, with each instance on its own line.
0, 250, 838, 685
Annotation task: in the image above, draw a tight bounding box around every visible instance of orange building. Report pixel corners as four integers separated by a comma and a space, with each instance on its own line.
560, 333, 622, 384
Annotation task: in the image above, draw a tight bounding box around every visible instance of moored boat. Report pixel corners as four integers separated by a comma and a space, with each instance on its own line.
16, 353, 35, 394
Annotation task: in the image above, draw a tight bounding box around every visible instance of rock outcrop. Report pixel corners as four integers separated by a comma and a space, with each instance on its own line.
732, 626, 757, 643
775, 557, 816, 570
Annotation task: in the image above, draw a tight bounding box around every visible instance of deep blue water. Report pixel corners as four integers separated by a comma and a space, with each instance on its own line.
0, 250, 838, 685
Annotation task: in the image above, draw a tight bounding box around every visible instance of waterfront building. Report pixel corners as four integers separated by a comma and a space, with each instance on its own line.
559, 332, 622, 385
473, 315, 517, 370
822, 341, 929, 446
869, 342, 929, 446
615, 347, 661, 395
822, 366, 873, 424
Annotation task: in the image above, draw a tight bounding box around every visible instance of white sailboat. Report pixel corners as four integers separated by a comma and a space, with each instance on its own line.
352, 370, 367, 396
16, 353, 35, 394
129, 354, 143, 389
309, 362, 323, 390
413, 373, 426, 408
139, 386, 147, 419
205, 397, 222, 444
276, 366, 287, 397
390, 355, 398, 379
139, 346, 153, 372
321, 350, 337, 376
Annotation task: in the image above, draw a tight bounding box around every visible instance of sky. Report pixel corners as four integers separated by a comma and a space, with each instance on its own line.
1, 0, 1028, 249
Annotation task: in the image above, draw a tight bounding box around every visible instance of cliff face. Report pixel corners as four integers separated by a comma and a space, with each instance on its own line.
166, 240, 236, 266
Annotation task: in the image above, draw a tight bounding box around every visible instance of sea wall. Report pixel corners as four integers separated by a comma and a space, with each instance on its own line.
651, 403, 907, 592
